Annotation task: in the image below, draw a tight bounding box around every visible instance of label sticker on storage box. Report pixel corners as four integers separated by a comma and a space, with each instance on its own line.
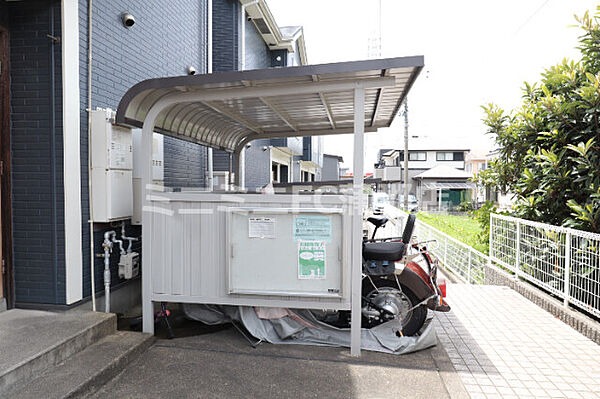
248, 217, 275, 239
293, 215, 332, 242
298, 241, 326, 279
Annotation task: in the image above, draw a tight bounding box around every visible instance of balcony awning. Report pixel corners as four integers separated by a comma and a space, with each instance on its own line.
116, 56, 423, 153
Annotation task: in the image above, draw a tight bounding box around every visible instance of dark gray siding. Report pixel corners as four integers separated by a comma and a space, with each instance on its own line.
8, 1, 65, 304
163, 138, 206, 188
212, 5, 273, 188
244, 13, 270, 70
242, 14, 272, 188
292, 155, 301, 182
211, 0, 240, 173
244, 138, 271, 191
322, 155, 341, 181
0, 2, 7, 25
303, 136, 324, 180
79, 0, 209, 299
212, 0, 239, 73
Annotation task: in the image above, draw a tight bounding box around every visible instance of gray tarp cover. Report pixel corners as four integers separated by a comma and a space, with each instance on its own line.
182, 304, 437, 355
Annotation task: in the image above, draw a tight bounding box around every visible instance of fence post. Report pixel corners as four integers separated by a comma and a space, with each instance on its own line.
488, 214, 494, 281
444, 235, 448, 266
564, 231, 571, 307
467, 248, 472, 284
514, 220, 521, 280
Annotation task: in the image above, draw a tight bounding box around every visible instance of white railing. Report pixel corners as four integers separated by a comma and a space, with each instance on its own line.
413, 219, 488, 284
490, 213, 600, 318
380, 205, 487, 284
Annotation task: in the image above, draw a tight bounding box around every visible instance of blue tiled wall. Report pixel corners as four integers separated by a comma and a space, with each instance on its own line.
8, 1, 65, 304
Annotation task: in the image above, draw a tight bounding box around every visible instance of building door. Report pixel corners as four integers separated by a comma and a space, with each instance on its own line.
0, 24, 13, 308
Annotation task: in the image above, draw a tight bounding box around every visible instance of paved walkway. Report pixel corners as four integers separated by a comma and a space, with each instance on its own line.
91, 325, 467, 399
435, 284, 600, 399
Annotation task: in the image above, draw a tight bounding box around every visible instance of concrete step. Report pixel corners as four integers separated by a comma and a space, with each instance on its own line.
0, 309, 116, 395
8, 330, 154, 399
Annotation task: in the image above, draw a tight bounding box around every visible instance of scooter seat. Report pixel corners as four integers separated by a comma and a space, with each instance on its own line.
363, 241, 405, 261
367, 216, 388, 228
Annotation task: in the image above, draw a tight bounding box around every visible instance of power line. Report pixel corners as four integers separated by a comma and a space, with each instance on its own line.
514, 0, 551, 35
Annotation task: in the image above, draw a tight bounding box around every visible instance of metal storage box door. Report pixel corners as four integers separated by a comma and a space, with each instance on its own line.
227, 208, 346, 298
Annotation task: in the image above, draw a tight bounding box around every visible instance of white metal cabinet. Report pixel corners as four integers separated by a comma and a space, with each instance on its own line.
90, 108, 133, 222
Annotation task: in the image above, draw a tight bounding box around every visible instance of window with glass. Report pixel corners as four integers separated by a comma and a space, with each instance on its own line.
408, 152, 426, 161
436, 152, 465, 161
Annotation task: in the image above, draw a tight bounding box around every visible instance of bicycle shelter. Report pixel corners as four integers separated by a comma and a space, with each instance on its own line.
116, 56, 423, 355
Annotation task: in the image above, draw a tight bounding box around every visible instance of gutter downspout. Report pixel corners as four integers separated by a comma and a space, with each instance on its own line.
87, 0, 96, 311
49, 6, 58, 304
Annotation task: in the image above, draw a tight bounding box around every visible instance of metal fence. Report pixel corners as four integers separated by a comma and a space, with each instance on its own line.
413, 218, 487, 284
490, 214, 600, 318
377, 205, 600, 317
381, 205, 487, 284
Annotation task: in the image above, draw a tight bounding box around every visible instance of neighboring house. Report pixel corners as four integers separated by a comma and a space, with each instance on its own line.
465, 151, 487, 175
413, 165, 474, 210
0, 0, 306, 309
321, 154, 344, 181
484, 150, 516, 210
374, 145, 470, 207
465, 151, 487, 203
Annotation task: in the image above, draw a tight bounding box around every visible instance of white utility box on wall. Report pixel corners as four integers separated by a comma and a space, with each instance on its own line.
90, 108, 133, 222
132, 129, 164, 225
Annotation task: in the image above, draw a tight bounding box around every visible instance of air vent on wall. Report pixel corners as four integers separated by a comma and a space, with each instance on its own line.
253, 18, 271, 35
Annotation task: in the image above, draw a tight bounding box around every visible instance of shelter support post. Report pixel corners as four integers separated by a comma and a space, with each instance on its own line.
140, 100, 173, 334
351, 87, 365, 356
207, 148, 214, 191
228, 152, 233, 191
234, 147, 245, 190
240, 148, 246, 190
141, 113, 156, 334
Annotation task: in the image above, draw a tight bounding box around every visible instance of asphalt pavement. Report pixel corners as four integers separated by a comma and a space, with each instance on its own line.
92, 322, 468, 399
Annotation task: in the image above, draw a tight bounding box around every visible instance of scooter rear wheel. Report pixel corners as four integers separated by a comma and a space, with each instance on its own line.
362, 276, 427, 336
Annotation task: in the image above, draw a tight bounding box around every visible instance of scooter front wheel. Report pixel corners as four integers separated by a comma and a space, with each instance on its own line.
362, 276, 427, 336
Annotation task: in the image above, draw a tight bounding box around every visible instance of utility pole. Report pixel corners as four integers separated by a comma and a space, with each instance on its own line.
403, 99, 409, 210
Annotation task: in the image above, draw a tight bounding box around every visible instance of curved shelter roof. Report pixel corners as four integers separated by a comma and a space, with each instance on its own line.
116, 56, 423, 153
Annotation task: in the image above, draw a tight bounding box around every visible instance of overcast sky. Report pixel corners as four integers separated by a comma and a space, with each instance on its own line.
267, 0, 599, 172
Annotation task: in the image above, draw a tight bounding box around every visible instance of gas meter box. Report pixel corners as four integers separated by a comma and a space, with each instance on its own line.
119, 252, 140, 280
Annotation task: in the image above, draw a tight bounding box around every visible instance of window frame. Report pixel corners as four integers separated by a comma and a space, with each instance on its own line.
408, 151, 427, 161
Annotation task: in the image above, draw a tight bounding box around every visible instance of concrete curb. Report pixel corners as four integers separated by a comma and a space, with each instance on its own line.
437, 264, 462, 284
430, 338, 470, 399
484, 264, 600, 345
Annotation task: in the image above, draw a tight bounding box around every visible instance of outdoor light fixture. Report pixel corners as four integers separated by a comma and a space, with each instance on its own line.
276, 56, 282, 62
121, 12, 135, 28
